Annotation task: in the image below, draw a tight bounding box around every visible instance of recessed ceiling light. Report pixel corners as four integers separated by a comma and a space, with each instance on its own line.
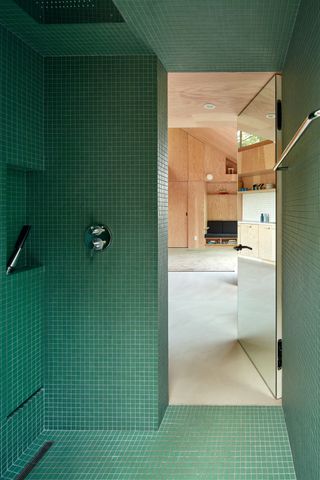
266, 112, 276, 119
204, 103, 216, 110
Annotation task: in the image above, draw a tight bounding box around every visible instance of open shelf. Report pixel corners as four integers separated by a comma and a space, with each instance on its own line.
7, 264, 44, 276
207, 193, 237, 196
238, 168, 275, 177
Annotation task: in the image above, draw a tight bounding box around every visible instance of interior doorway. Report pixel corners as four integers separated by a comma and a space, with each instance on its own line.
167, 72, 281, 405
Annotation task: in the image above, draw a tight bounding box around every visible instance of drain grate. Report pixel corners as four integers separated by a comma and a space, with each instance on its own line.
15, 442, 54, 480
14, 0, 124, 24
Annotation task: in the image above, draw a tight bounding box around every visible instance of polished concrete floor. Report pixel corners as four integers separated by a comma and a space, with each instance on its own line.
169, 271, 281, 405
168, 247, 237, 272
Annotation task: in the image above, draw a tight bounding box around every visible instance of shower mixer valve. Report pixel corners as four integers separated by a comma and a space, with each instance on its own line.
85, 225, 112, 254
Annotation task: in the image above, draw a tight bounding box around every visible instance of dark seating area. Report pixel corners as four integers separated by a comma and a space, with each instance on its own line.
205, 221, 237, 245
205, 221, 238, 238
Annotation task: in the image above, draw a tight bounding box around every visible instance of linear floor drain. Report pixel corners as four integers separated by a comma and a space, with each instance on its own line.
16, 442, 54, 480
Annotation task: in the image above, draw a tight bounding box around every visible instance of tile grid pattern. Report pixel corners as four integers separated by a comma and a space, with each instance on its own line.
282, 1, 320, 478
114, 0, 301, 71
0, 0, 151, 57
0, 24, 44, 476
6, 267, 44, 416
157, 60, 168, 423
3, 406, 296, 479
41, 55, 166, 430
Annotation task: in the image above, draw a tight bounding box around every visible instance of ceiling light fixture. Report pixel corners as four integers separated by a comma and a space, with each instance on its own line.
204, 103, 216, 110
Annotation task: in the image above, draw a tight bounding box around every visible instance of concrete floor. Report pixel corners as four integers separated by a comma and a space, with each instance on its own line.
169, 271, 281, 405
168, 247, 237, 272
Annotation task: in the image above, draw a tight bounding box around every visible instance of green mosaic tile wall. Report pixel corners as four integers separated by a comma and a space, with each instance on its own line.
157, 61, 168, 421
0, 0, 151, 57
0, 25, 44, 171
114, 0, 301, 71
4, 406, 296, 479
41, 55, 167, 430
1, 390, 43, 478
0, 24, 44, 477
282, 1, 320, 478
6, 267, 44, 416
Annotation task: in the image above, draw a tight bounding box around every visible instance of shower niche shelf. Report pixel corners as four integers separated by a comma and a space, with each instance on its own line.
9, 264, 44, 276
6, 166, 42, 273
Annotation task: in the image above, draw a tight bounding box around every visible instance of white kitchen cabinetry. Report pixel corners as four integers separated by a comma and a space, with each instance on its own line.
238, 223, 276, 262
238, 224, 259, 257
259, 224, 276, 262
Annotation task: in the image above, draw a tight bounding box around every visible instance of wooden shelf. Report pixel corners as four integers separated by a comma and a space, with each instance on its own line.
207, 193, 237, 196
238, 168, 274, 177
238, 189, 276, 194
206, 181, 237, 184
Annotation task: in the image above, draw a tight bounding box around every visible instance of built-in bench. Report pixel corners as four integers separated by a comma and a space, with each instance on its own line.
205, 221, 238, 245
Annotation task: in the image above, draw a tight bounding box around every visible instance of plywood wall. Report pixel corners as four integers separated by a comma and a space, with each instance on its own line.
168, 128, 237, 247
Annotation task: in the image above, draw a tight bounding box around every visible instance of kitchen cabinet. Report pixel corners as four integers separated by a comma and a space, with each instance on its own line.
238, 222, 276, 262
259, 224, 276, 262
238, 223, 259, 257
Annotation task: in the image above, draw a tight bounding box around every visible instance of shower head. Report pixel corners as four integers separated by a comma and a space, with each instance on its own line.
14, 0, 124, 24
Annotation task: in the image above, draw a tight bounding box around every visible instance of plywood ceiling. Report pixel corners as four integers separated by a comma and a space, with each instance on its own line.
169, 72, 275, 158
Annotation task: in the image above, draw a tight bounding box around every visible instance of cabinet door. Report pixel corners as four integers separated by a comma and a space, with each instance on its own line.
168, 182, 188, 247
239, 224, 259, 257
259, 225, 276, 262
168, 129, 188, 182
188, 135, 204, 181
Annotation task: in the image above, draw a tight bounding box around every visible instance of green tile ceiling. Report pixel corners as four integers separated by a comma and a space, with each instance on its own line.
0, 0, 151, 56
114, 0, 301, 71
1, 0, 300, 66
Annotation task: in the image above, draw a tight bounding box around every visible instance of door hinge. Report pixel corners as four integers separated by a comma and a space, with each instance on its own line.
277, 339, 282, 370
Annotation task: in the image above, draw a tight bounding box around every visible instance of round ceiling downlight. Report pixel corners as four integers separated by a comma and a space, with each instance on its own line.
203, 103, 216, 110
266, 112, 276, 119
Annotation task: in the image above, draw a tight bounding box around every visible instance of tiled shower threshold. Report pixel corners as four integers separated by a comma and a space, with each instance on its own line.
3, 406, 296, 479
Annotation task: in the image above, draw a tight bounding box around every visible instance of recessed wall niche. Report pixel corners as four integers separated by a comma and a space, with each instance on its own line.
6, 166, 42, 272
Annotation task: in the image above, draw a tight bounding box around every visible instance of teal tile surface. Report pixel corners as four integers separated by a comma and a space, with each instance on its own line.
0, 24, 44, 476
2, 390, 43, 477
157, 61, 168, 421
282, 1, 320, 478
0, 0, 151, 56
4, 407, 296, 479
6, 267, 44, 416
0, 25, 44, 170
36, 55, 167, 430
114, 0, 301, 71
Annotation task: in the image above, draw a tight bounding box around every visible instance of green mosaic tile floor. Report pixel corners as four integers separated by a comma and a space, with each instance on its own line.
4, 406, 296, 479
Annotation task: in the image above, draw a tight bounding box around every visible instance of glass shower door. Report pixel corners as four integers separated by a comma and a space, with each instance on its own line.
237, 75, 282, 398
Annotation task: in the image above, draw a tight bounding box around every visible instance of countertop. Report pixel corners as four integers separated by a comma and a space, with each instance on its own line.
238, 221, 276, 225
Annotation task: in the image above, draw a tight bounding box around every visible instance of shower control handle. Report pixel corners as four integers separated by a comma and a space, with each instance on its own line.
85, 224, 112, 253
92, 238, 106, 251
91, 226, 105, 236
